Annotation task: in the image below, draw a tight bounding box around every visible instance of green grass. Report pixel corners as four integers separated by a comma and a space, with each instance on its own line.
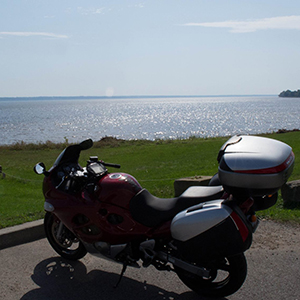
0, 132, 299, 228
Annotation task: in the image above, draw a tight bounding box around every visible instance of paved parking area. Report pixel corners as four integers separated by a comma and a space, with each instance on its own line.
1, 220, 300, 300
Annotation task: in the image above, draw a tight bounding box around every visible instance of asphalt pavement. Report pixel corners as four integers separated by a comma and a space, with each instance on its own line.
0, 219, 300, 300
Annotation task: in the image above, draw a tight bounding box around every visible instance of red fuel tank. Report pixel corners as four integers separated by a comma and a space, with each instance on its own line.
96, 173, 143, 209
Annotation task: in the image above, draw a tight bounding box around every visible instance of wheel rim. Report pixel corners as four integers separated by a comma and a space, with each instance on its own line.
206, 258, 231, 287
182, 259, 231, 288
51, 219, 80, 251
175, 254, 247, 297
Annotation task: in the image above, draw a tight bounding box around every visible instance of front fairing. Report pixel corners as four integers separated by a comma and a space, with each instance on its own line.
43, 170, 147, 244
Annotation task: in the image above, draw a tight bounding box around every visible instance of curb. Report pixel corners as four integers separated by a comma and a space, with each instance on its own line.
0, 219, 44, 250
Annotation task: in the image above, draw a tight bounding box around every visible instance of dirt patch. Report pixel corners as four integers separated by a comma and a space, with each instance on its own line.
252, 219, 300, 251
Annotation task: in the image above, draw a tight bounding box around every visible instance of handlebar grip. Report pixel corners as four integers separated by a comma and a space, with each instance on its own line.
103, 162, 121, 169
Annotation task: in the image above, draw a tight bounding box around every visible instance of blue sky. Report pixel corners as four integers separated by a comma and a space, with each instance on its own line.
1, 0, 300, 97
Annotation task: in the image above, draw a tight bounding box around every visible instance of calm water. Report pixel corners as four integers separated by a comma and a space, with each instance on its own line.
0, 95, 299, 145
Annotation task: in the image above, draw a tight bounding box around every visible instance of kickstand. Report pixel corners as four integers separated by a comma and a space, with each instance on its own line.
114, 262, 128, 288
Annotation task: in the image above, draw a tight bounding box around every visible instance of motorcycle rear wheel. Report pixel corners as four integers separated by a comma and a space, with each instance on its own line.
175, 253, 247, 298
44, 212, 87, 261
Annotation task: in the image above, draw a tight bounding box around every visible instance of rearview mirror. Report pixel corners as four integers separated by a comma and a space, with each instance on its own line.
34, 162, 46, 175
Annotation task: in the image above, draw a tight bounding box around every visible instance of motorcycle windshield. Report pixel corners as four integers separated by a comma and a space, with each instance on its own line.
53, 148, 67, 167
52, 139, 93, 168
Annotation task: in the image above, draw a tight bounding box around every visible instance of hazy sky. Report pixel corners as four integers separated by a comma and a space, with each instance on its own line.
1, 0, 300, 97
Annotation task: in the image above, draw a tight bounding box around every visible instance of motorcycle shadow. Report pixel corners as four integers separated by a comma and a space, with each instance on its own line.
21, 257, 228, 300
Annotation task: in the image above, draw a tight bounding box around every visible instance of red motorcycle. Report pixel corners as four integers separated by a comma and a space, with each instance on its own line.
34, 135, 294, 298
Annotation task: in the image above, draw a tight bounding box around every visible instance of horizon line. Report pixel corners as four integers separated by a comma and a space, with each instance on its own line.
0, 94, 277, 100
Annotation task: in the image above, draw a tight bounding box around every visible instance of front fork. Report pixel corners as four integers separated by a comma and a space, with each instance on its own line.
56, 221, 64, 240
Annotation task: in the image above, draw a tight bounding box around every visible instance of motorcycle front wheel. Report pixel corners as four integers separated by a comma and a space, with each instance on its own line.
44, 212, 87, 261
175, 253, 247, 298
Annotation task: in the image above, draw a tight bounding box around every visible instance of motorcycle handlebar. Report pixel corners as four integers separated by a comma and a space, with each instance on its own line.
102, 162, 121, 169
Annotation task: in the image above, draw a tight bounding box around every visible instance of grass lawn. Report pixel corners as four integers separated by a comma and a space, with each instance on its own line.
0, 132, 299, 228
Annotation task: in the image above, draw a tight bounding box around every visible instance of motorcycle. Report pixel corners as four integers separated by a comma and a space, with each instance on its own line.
34, 135, 294, 298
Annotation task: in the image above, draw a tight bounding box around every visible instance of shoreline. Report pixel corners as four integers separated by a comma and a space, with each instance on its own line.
0, 128, 299, 149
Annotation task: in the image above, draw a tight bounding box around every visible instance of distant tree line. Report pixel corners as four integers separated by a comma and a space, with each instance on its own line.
279, 89, 300, 97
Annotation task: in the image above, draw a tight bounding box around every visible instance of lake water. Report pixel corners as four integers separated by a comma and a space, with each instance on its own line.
0, 95, 299, 145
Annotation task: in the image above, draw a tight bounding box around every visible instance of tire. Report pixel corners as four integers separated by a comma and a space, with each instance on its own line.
175, 253, 247, 298
44, 212, 87, 261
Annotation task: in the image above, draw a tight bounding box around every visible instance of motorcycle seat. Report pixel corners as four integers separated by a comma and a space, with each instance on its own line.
129, 186, 224, 227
